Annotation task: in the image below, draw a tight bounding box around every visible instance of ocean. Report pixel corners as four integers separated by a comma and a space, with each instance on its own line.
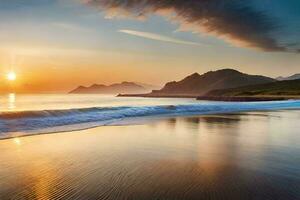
0, 94, 300, 199
0, 110, 300, 199
1, 94, 300, 139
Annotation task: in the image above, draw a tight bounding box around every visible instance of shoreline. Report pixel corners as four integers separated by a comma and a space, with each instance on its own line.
2, 108, 300, 141
117, 93, 199, 98
117, 93, 300, 102
1, 110, 300, 200
196, 96, 294, 102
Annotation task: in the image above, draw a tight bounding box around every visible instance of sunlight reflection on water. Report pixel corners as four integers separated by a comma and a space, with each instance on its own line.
0, 110, 299, 199
8, 93, 16, 110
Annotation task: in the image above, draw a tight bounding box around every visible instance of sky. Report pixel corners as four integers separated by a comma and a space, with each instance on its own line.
0, 0, 299, 93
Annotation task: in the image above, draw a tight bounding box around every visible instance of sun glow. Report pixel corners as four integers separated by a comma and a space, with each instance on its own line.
7, 71, 17, 81
14, 138, 22, 146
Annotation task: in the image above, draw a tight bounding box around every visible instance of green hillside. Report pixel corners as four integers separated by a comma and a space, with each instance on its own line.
206, 79, 300, 97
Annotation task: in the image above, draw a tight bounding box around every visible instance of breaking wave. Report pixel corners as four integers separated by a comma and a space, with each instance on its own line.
1, 100, 300, 139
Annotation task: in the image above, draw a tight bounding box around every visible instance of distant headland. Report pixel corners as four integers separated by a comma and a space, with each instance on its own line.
117, 69, 300, 101
69, 82, 159, 95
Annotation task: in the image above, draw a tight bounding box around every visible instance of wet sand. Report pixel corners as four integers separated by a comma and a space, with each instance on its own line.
0, 110, 300, 200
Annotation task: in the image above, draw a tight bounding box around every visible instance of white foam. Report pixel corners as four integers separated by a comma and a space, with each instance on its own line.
1, 100, 300, 139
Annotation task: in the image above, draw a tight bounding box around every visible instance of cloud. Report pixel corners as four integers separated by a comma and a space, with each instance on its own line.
119, 29, 204, 46
82, 0, 293, 52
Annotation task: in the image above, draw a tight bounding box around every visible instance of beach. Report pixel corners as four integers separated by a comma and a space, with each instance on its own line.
2, 1, 300, 199
1, 110, 299, 200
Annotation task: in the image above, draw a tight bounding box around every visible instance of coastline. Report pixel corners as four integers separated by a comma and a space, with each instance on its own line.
0, 107, 297, 141
1, 111, 299, 200
196, 96, 295, 102
117, 93, 300, 102
1, 94, 300, 140
117, 93, 199, 98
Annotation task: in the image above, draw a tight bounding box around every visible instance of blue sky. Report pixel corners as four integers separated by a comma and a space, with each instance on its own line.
0, 0, 299, 92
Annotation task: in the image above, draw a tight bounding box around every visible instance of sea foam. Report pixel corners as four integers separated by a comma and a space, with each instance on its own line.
0, 100, 300, 139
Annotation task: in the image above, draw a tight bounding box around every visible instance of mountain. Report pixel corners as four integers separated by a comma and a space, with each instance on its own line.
143, 69, 275, 97
135, 82, 161, 90
205, 79, 300, 97
70, 82, 151, 94
276, 74, 300, 81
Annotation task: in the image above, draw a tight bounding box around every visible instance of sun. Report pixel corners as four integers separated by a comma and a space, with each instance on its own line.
7, 71, 17, 81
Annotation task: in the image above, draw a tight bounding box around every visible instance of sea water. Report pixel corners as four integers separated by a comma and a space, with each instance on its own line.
0, 94, 300, 139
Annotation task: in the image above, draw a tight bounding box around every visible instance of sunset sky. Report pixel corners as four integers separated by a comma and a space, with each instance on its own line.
0, 0, 299, 93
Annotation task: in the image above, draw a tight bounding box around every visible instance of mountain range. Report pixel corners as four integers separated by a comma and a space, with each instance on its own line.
119, 69, 276, 97
276, 74, 300, 81
71, 68, 300, 101
70, 82, 157, 94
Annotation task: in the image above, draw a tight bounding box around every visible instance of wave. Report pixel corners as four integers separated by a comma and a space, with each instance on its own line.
1, 100, 300, 139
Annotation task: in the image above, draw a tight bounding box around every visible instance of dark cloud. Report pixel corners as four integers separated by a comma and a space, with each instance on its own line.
83, 0, 290, 52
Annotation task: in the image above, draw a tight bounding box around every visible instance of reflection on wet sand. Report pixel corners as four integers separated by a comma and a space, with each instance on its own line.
0, 111, 299, 200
